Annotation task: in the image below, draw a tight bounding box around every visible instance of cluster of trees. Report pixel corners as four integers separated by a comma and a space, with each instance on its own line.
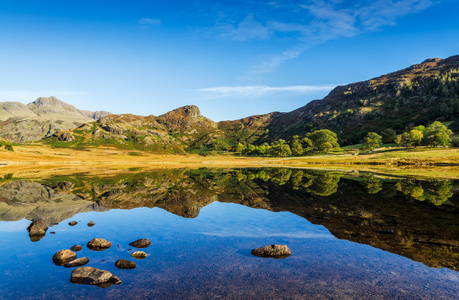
235, 169, 342, 196
361, 121, 454, 151
396, 179, 454, 206
235, 129, 340, 157
394, 121, 453, 148
235, 169, 454, 206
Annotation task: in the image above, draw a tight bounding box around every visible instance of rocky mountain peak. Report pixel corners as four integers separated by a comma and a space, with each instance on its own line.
163, 105, 202, 119
29, 96, 78, 111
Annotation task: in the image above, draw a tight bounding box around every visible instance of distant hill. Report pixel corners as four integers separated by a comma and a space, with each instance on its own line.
0, 96, 110, 142
42, 105, 226, 154
220, 55, 459, 145
2, 55, 459, 148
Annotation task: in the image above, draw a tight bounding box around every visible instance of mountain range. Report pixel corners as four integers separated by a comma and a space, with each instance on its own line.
1, 55, 458, 149
0, 96, 110, 142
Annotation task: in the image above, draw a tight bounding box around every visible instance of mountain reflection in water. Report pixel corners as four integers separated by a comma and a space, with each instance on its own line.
0, 168, 458, 298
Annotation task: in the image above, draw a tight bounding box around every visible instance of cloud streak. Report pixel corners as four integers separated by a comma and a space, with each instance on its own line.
138, 18, 162, 28
194, 85, 336, 98
203, 0, 436, 76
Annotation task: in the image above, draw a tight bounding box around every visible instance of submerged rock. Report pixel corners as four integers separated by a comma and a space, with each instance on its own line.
115, 259, 136, 269
68, 221, 78, 226
251, 244, 291, 259
53, 249, 77, 265
27, 220, 48, 242
87, 221, 95, 227
131, 251, 147, 259
129, 239, 151, 248
70, 267, 121, 287
87, 238, 112, 251
71, 245, 83, 252
64, 257, 89, 268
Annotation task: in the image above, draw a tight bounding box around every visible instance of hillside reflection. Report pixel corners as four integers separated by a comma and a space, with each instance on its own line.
0, 168, 458, 271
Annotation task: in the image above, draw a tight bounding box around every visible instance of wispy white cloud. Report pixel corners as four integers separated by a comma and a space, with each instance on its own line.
204, 0, 435, 76
250, 45, 308, 75
0, 90, 85, 102
216, 14, 272, 41
138, 18, 162, 28
194, 85, 336, 99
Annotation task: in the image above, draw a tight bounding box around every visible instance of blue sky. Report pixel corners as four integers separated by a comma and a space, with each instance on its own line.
1, 0, 458, 121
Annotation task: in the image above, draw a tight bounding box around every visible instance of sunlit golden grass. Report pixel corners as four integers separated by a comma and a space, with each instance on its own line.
1, 144, 459, 179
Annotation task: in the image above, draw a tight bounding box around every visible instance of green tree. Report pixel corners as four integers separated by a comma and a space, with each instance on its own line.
301, 137, 313, 154
423, 180, 454, 205
409, 129, 423, 148
306, 172, 341, 196
256, 143, 268, 155
412, 125, 426, 135
395, 132, 411, 148
290, 135, 303, 156
362, 175, 383, 194
380, 128, 396, 143
235, 143, 246, 155
395, 129, 423, 148
245, 144, 256, 155
424, 121, 453, 147
362, 132, 382, 152
269, 139, 292, 157
306, 129, 339, 153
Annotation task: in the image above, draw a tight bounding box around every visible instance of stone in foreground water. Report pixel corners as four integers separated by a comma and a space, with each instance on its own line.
70, 267, 121, 287
251, 244, 291, 259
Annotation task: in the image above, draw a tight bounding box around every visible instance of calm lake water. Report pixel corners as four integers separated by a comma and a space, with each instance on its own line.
0, 168, 458, 299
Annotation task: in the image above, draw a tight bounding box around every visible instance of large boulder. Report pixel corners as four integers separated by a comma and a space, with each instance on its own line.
129, 239, 151, 248
115, 259, 136, 269
87, 238, 111, 251
70, 267, 121, 288
53, 249, 77, 265
27, 220, 48, 242
64, 257, 89, 268
251, 244, 291, 259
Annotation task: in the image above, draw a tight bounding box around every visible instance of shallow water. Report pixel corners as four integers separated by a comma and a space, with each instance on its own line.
0, 168, 458, 299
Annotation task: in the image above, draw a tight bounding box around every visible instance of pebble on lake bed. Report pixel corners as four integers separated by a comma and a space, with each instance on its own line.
87, 221, 95, 227
68, 221, 78, 226
87, 238, 112, 251
71, 245, 83, 252
131, 251, 147, 259
115, 259, 136, 269
129, 239, 151, 248
52, 249, 77, 265
251, 244, 291, 259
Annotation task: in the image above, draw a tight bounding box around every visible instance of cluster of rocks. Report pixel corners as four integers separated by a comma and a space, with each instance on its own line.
52, 238, 152, 288
26, 219, 96, 242
68, 220, 96, 227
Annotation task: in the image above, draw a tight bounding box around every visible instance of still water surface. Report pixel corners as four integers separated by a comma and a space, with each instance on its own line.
0, 168, 458, 299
